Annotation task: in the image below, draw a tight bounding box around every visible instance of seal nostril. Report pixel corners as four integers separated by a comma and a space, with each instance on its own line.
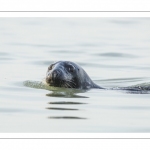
52, 70, 60, 79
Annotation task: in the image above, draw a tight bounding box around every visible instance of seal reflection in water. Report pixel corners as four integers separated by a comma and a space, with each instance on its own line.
46, 61, 103, 90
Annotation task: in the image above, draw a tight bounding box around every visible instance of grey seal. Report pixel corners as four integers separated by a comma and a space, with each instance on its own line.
46, 61, 103, 90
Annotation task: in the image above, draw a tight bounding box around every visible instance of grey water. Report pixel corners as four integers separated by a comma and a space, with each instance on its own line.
0, 18, 150, 132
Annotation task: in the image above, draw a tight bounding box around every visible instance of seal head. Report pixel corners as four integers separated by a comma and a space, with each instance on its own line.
46, 61, 102, 90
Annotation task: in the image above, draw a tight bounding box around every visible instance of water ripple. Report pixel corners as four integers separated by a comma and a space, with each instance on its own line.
46, 107, 78, 111
48, 101, 87, 105
48, 116, 87, 119
99, 52, 137, 58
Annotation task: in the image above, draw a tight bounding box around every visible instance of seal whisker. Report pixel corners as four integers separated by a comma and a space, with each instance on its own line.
64, 82, 69, 88
65, 82, 73, 89
67, 80, 76, 85
66, 80, 76, 86
60, 79, 76, 88
65, 80, 76, 88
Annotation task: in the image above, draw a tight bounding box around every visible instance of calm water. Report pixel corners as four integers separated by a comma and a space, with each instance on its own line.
0, 18, 150, 132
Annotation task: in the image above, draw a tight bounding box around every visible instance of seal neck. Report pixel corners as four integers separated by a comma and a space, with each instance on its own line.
92, 82, 104, 89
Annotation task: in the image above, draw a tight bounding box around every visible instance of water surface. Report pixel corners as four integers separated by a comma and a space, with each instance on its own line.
0, 18, 150, 132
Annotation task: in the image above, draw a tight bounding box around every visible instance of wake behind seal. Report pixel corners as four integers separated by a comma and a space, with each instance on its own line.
46, 61, 103, 90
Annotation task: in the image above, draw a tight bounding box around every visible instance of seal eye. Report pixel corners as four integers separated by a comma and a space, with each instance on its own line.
68, 65, 75, 73
48, 64, 53, 70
